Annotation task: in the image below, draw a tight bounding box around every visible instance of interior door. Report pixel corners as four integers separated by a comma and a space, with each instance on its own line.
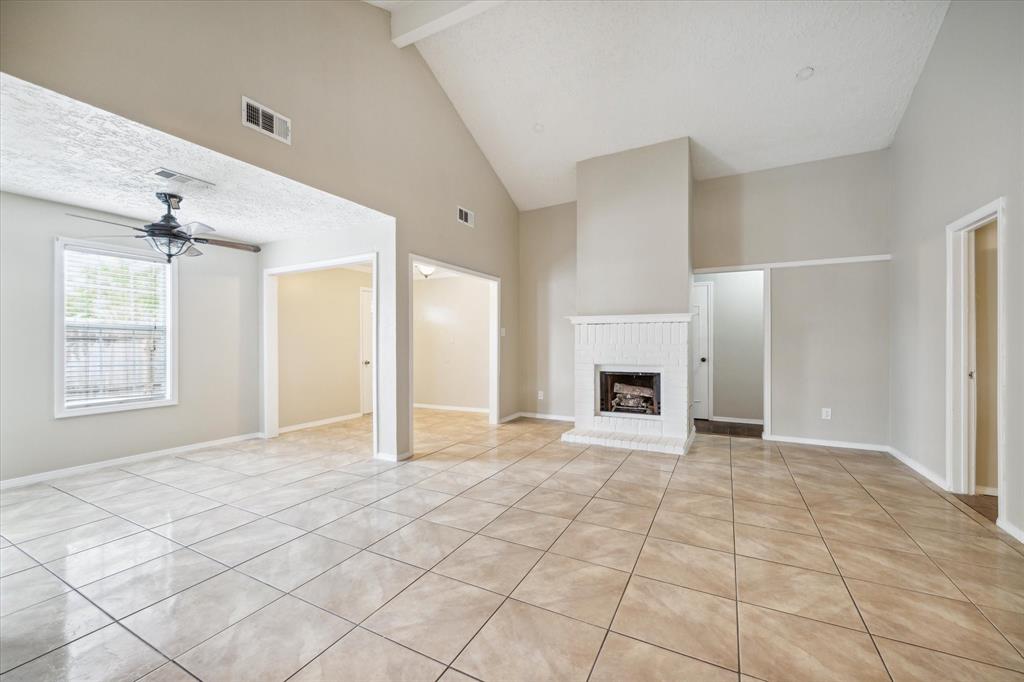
692, 283, 711, 420
359, 287, 374, 415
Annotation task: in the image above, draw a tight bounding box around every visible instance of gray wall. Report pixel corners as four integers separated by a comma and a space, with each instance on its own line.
694, 271, 763, 422
693, 150, 891, 268
576, 137, 692, 315
771, 261, 890, 444
0, 192, 259, 479
518, 202, 577, 418
888, 1, 1024, 529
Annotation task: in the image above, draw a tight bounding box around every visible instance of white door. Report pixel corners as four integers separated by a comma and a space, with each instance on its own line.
691, 283, 711, 420
359, 287, 374, 415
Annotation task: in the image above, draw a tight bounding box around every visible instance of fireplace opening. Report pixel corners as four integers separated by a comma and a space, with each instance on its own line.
599, 371, 661, 415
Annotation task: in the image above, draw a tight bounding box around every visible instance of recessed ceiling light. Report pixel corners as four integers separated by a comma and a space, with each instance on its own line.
796, 66, 816, 82
533, 122, 544, 133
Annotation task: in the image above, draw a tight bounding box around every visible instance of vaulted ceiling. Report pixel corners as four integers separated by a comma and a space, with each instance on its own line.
373, 1, 949, 210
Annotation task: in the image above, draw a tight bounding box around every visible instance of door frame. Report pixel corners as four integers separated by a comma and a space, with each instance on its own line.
359, 286, 374, 415
945, 198, 1006, 520
691, 281, 714, 420
262, 252, 378, 455
408, 253, 501, 456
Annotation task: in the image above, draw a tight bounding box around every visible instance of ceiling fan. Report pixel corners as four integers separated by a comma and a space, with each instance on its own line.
69, 192, 261, 262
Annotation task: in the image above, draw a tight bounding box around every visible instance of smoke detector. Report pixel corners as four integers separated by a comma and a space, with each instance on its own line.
242, 97, 291, 144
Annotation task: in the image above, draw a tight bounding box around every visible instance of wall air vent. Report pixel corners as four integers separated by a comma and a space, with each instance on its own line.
149, 167, 215, 188
457, 206, 475, 227
242, 96, 291, 145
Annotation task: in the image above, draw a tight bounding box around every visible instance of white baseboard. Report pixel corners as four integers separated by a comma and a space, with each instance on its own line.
884, 445, 948, 490
279, 413, 362, 433
684, 427, 696, 453
0, 432, 263, 490
975, 486, 998, 496
414, 403, 489, 414
997, 517, 1024, 544
763, 433, 889, 452
502, 411, 574, 423
711, 416, 764, 425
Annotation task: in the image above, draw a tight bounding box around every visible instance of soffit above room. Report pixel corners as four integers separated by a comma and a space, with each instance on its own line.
369, 0, 949, 210
0, 74, 391, 244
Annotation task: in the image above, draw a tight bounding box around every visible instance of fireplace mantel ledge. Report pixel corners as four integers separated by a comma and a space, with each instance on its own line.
568, 313, 692, 325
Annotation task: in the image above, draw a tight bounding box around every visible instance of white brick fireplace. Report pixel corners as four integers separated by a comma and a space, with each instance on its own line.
562, 313, 693, 455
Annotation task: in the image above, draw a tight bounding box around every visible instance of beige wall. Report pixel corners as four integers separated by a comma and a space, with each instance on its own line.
277, 268, 370, 429
413, 275, 490, 410
0, 0, 521, 459
771, 261, 890, 445
694, 271, 763, 422
888, 0, 1023, 531
0, 192, 259, 480
693, 150, 891, 268
576, 138, 692, 315
518, 202, 577, 417
975, 221, 997, 490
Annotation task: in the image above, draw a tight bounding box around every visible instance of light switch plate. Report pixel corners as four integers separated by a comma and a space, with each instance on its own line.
821, 408, 832, 420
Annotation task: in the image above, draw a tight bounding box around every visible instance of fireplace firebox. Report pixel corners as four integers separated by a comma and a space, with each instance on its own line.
599, 371, 661, 416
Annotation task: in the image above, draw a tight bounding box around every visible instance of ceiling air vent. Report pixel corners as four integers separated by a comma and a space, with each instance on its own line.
241, 96, 291, 145
457, 206, 475, 227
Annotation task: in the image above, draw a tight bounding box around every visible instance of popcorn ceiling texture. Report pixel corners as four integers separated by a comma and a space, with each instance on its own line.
415, 0, 950, 209
0, 74, 391, 244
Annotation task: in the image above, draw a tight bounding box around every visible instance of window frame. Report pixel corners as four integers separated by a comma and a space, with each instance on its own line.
53, 237, 179, 418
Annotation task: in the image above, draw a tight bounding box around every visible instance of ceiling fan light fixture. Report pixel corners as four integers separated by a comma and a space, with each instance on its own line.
416, 264, 436, 279
146, 234, 192, 262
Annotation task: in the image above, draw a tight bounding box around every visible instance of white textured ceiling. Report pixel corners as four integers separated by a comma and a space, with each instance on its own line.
0, 74, 390, 243
411, 0, 949, 209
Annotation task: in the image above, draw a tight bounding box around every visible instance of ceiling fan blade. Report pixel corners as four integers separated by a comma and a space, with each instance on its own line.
83, 235, 141, 239
67, 214, 146, 232
193, 237, 261, 253
183, 245, 203, 257
181, 221, 216, 236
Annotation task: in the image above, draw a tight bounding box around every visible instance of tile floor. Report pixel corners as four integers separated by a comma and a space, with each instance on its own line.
1, 409, 1023, 681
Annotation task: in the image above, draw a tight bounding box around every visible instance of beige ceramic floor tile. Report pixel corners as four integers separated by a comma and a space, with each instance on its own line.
514, 487, 591, 519
315, 507, 414, 548
908, 527, 1024, 571
733, 498, 818, 536
875, 636, 1024, 682
138, 663, 196, 681
590, 632, 738, 682
736, 556, 863, 629
424, 497, 508, 532
595, 479, 666, 508
237, 534, 358, 591
433, 534, 542, 594
15, 517, 142, 563
43, 531, 181, 587
454, 599, 606, 682
634, 537, 736, 598
368, 519, 472, 569
512, 552, 629, 627
979, 605, 1024, 657
372, 487, 453, 516
291, 626, 445, 681
177, 595, 352, 682
827, 540, 965, 600
812, 511, 921, 553
0, 565, 71, 617
734, 523, 837, 574
120, 570, 280, 658
936, 558, 1024, 612
847, 578, 1024, 671
650, 509, 735, 552
576, 497, 656, 533
737, 603, 888, 682
190, 518, 304, 566
269, 496, 363, 531
294, 551, 423, 622
550, 520, 645, 571
461, 478, 535, 505
0, 623, 163, 682
660, 490, 734, 521
416, 471, 485, 495
612, 575, 738, 671
151, 505, 259, 545
479, 508, 571, 550
364, 572, 503, 663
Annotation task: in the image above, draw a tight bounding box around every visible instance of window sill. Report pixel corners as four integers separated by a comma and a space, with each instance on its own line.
55, 398, 178, 419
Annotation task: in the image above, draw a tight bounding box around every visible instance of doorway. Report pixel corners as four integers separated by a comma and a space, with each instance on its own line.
262, 253, 378, 454
408, 254, 500, 455
946, 199, 1006, 524
691, 271, 765, 437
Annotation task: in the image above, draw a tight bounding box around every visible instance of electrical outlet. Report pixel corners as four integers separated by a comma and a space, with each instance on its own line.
537, 390, 544, 401
821, 408, 832, 420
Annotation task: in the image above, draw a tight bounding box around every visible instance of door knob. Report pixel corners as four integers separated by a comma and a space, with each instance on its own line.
700, 357, 707, 363
363, 361, 371, 366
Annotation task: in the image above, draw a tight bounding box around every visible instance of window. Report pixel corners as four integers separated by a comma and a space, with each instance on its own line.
55, 239, 177, 417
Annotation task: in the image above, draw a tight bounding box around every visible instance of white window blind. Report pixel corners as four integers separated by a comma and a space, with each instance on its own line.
60, 243, 172, 412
